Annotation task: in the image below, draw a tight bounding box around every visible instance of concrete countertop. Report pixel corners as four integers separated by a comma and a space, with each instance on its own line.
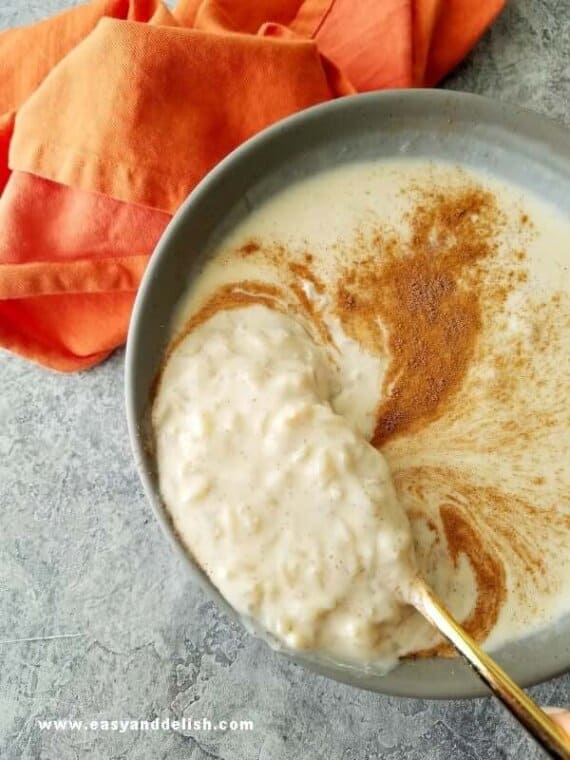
1, 1, 568, 758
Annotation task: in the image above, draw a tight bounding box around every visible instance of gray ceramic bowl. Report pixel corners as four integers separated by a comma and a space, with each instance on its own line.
125, 90, 570, 699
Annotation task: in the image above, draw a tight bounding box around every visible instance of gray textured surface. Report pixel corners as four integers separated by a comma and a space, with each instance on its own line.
0, 1, 569, 758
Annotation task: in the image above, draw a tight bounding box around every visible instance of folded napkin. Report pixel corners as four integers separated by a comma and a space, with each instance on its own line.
0, 0, 504, 371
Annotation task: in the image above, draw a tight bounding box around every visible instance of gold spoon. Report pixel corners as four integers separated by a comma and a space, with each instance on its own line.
410, 581, 570, 759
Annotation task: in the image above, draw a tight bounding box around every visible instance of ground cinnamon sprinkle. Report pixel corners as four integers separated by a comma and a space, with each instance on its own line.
334, 186, 503, 447
397, 463, 568, 655
287, 261, 326, 293
413, 503, 506, 657
236, 239, 261, 256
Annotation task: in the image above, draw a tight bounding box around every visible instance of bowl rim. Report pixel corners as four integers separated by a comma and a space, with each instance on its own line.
125, 88, 570, 699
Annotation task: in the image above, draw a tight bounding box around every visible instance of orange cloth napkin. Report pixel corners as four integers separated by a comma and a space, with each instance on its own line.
0, 0, 504, 371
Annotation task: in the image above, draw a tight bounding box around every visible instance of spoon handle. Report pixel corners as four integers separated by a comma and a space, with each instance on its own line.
412, 582, 570, 759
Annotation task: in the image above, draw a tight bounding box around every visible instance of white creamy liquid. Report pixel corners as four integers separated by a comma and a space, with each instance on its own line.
155, 160, 570, 665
